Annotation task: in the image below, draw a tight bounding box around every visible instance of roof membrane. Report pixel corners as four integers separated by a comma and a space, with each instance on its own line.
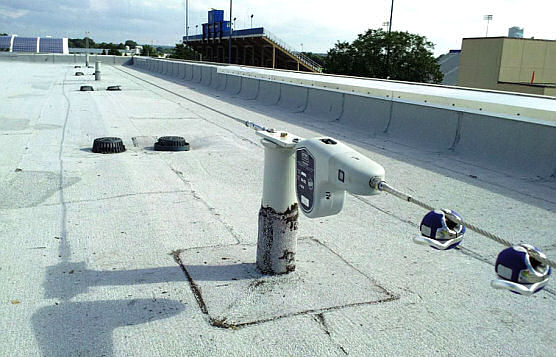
0, 60, 554, 356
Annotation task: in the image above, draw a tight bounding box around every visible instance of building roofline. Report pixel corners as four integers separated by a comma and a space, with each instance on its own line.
498, 81, 556, 89
462, 36, 556, 43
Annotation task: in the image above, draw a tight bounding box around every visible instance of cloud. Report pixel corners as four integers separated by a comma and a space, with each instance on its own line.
0, 5, 29, 19
1, 0, 555, 54
0, 0, 187, 44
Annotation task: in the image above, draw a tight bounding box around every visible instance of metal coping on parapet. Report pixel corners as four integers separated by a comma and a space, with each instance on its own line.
215, 66, 556, 123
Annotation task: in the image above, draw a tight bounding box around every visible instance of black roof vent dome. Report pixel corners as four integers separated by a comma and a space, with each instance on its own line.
154, 136, 190, 151
92, 137, 126, 154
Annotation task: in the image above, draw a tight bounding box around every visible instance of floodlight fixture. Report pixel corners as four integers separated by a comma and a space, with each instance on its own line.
483, 14, 493, 37
185, 0, 189, 44
386, 0, 394, 79
229, 0, 232, 64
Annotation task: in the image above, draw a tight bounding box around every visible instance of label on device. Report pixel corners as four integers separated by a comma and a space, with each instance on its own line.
296, 148, 315, 213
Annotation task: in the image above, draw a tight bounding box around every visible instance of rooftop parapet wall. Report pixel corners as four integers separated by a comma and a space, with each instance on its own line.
11, 54, 548, 178
129, 57, 556, 178
0, 52, 132, 65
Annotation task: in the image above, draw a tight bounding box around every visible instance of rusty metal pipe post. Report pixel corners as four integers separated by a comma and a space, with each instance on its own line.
256, 138, 299, 274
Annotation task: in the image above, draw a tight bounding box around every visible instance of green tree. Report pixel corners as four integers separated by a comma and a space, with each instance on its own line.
170, 43, 197, 60
301, 52, 325, 66
108, 48, 121, 56
1, 33, 8, 36
323, 41, 358, 75
124, 40, 137, 49
324, 29, 443, 83
141, 45, 157, 57
68, 37, 98, 48
68, 38, 84, 48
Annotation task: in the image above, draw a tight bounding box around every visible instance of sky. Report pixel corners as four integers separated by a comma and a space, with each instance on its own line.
1, 0, 555, 56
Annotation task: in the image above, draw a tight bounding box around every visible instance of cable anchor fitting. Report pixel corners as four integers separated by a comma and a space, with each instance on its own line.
491, 244, 552, 296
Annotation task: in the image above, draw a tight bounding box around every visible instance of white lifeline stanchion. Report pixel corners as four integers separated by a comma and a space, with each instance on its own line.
95, 61, 101, 81
256, 130, 301, 274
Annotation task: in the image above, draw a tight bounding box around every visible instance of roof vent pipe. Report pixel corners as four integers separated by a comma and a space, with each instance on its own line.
95, 61, 101, 81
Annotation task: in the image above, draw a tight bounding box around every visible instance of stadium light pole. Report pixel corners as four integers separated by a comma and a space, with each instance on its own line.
185, 0, 189, 44
483, 14, 493, 37
385, 0, 394, 79
229, 0, 232, 64
85, 31, 90, 67
251, 14, 254, 28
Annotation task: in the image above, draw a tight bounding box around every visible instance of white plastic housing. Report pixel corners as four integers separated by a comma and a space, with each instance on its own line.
295, 137, 385, 218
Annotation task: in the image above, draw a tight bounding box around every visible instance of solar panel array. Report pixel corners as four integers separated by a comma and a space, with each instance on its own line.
12, 37, 37, 53
0, 36, 11, 50
39, 38, 64, 53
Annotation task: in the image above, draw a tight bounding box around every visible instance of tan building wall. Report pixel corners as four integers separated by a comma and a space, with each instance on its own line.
495, 83, 555, 96
499, 38, 556, 84
458, 38, 504, 90
544, 87, 556, 97
458, 37, 556, 96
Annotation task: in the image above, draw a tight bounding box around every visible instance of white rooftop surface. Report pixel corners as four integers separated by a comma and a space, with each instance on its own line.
1, 61, 555, 356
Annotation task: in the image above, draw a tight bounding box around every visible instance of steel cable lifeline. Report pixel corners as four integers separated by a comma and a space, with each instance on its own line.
245, 114, 556, 276
114, 66, 552, 295
376, 180, 556, 269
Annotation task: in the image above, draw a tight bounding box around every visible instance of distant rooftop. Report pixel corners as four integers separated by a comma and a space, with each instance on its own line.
459, 37, 556, 96
462, 36, 556, 42
437, 50, 460, 86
